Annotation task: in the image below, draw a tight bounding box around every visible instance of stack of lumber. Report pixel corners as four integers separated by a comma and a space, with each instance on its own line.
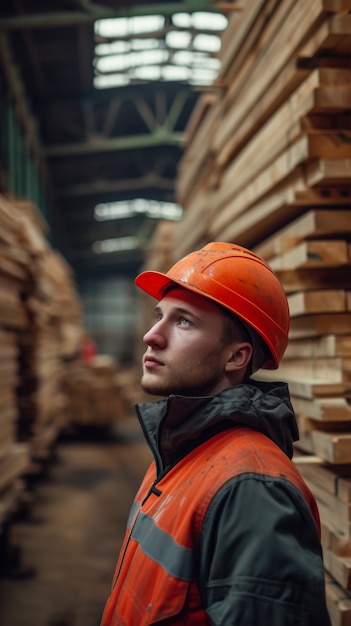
252, 209, 351, 623
173, 0, 351, 258
138, 2, 351, 623
62, 355, 125, 428
0, 195, 31, 525
0, 193, 84, 487
15, 199, 84, 461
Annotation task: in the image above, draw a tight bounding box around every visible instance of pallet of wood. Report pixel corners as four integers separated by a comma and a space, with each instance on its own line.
0, 195, 32, 525
0, 192, 86, 528
14, 199, 85, 460
62, 355, 125, 428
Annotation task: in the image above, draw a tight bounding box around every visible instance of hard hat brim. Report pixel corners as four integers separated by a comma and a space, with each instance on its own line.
135, 270, 198, 300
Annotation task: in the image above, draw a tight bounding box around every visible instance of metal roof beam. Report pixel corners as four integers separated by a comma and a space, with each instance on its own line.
57, 173, 176, 198
45, 130, 184, 157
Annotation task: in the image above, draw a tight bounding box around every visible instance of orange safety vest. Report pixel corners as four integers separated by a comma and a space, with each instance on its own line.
101, 427, 320, 626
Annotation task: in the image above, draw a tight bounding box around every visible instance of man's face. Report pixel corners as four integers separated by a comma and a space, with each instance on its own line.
141, 288, 235, 397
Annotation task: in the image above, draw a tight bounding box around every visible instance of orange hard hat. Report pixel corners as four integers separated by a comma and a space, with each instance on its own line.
135, 242, 290, 369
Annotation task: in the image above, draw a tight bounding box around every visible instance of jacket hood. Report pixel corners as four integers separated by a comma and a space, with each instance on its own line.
136, 380, 299, 474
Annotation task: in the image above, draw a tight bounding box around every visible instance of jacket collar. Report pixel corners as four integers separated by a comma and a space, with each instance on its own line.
135, 380, 299, 475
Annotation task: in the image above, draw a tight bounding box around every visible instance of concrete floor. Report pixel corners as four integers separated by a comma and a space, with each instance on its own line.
0, 417, 152, 626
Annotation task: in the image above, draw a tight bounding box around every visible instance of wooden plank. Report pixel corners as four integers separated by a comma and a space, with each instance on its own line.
295, 458, 351, 501
325, 573, 351, 626
254, 210, 351, 260
285, 333, 351, 363
269, 240, 349, 271
288, 290, 347, 316
0, 194, 22, 234
177, 95, 221, 205
0, 253, 27, 281
0, 445, 30, 492
173, 189, 211, 259
322, 519, 351, 554
275, 267, 351, 294
258, 356, 349, 382
219, 0, 279, 80
324, 549, 351, 592
289, 313, 351, 339
306, 478, 351, 521
311, 431, 351, 464
296, 155, 351, 189
291, 395, 351, 421
347, 289, 351, 312
288, 379, 351, 399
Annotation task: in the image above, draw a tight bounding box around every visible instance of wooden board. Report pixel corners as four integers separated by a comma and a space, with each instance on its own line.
255, 210, 351, 260
309, 431, 351, 464
292, 396, 351, 421
269, 236, 351, 272
285, 335, 351, 359
288, 289, 347, 316
274, 267, 351, 294
289, 314, 351, 339
325, 572, 351, 626
288, 379, 351, 400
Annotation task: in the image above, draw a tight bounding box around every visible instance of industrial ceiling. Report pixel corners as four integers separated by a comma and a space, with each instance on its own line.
0, 1, 228, 280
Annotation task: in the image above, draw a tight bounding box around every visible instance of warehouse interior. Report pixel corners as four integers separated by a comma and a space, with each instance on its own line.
0, 1, 351, 624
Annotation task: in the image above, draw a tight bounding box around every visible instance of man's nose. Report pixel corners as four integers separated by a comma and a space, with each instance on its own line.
143, 321, 167, 347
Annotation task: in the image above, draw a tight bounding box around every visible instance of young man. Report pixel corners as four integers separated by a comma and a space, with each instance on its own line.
101, 242, 331, 626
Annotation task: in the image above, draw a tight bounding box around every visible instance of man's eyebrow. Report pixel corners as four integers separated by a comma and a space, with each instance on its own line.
155, 303, 201, 321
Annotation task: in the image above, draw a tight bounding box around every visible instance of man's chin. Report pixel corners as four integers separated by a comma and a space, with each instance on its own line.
141, 377, 168, 397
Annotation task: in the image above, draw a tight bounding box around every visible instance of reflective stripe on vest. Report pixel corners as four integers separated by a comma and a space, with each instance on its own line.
131, 511, 194, 581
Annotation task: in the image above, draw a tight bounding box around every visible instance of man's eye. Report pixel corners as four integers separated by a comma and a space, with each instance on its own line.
179, 318, 191, 326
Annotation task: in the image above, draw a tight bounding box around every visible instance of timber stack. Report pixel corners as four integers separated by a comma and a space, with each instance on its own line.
0, 193, 83, 533
0, 195, 30, 528
140, 1, 351, 623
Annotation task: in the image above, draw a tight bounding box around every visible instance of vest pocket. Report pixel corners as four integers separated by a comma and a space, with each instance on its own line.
117, 559, 192, 625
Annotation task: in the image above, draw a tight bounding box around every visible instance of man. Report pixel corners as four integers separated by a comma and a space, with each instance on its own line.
101, 242, 331, 626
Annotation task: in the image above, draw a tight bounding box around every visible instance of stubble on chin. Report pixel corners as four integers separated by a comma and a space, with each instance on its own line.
141, 373, 169, 397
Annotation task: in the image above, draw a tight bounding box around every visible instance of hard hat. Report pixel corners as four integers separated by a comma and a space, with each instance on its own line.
135, 242, 290, 369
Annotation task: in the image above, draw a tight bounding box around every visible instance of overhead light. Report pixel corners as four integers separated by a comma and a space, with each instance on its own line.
92, 236, 139, 254
95, 15, 165, 37
162, 65, 190, 81
93, 74, 129, 88
172, 11, 228, 31
93, 10, 228, 89
95, 41, 129, 55
193, 34, 222, 52
95, 49, 169, 73
165, 31, 192, 49
94, 199, 183, 221
134, 65, 162, 81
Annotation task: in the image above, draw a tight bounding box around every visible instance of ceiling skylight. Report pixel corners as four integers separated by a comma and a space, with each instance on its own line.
93, 10, 228, 88
93, 236, 139, 254
94, 199, 183, 222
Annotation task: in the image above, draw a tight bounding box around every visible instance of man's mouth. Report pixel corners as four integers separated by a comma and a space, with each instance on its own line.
143, 355, 164, 368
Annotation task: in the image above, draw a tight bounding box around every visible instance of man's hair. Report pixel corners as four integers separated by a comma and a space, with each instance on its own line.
220, 307, 251, 346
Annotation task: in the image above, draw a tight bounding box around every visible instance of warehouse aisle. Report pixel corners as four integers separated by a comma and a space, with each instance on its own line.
0, 417, 152, 626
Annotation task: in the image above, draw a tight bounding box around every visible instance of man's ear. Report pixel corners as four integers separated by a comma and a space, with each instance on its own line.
225, 342, 253, 372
